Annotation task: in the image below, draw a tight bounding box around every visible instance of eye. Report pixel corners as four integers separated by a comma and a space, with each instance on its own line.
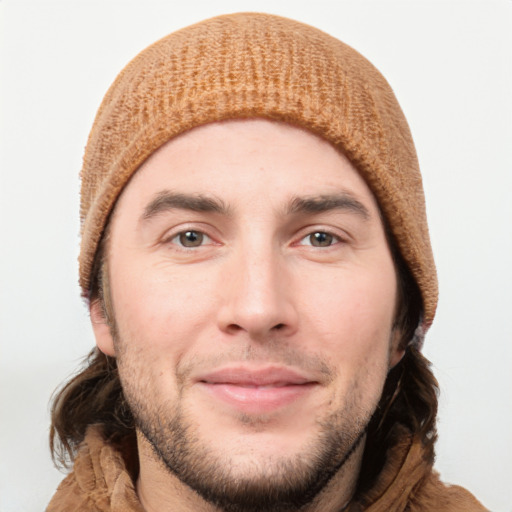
170, 230, 211, 248
299, 231, 340, 247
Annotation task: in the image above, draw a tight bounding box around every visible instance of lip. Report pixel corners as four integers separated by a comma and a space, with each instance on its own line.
196, 365, 318, 414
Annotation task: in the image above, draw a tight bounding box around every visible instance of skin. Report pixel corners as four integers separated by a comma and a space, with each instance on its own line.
91, 119, 404, 512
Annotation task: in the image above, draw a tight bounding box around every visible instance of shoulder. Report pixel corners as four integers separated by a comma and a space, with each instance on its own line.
46, 471, 101, 512
46, 425, 142, 512
409, 470, 489, 512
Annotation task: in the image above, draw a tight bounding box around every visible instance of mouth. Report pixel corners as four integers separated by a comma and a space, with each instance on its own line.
196, 366, 318, 414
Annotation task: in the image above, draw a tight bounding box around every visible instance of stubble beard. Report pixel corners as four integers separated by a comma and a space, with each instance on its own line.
109, 302, 382, 512
121, 373, 373, 512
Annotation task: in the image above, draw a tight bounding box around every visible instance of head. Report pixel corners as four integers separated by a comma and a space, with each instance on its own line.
51, 13, 438, 510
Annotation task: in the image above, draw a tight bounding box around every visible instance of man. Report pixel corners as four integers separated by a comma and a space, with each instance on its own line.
47, 12, 487, 512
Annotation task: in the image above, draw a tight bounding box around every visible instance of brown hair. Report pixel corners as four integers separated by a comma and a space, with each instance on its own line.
357, 241, 438, 493
52, 12, 439, 491
50, 230, 438, 481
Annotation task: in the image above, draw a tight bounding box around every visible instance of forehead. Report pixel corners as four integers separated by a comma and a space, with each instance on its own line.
117, 119, 380, 217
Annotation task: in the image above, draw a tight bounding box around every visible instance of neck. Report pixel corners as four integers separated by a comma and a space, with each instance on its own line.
135, 430, 364, 512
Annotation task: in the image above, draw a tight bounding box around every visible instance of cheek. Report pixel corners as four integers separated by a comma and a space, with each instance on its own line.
109, 258, 220, 355
299, 264, 397, 382
306, 272, 395, 342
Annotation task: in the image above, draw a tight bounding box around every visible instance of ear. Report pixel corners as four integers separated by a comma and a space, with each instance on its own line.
90, 299, 116, 357
389, 326, 406, 369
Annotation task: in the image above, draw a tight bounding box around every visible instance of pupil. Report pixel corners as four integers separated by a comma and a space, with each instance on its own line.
312, 232, 332, 246
180, 231, 203, 247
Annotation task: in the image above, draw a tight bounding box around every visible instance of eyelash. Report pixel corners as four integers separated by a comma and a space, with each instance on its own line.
167, 230, 215, 249
296, 231, 343, 248
164, 228, 344, 250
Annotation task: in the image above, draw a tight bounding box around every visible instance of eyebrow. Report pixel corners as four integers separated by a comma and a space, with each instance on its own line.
287, 193, 370, 220
142, 191, 229, 221
141, 190, 370, 222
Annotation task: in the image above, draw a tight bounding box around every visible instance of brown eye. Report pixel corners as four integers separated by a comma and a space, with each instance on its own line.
309, 232, 335, 247
178, 230, 204, 247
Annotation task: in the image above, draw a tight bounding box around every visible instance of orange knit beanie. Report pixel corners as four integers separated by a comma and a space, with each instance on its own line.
79, 12, 438, 334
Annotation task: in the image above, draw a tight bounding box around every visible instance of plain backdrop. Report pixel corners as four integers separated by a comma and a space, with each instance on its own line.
1, 1, 511, 511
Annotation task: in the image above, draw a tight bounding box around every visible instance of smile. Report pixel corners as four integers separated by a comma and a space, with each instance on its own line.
197, 366, 318, 414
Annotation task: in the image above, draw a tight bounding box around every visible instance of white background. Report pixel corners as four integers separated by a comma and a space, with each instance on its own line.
1, 1, 511, 511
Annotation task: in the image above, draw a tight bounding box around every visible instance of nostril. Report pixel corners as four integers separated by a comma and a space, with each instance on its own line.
273, 323, 286, 331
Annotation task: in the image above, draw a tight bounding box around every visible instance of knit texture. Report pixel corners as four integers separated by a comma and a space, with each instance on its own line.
79, 12, 438, 330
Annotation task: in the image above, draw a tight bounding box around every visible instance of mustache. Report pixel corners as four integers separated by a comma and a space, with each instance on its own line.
175, 344, 335, 387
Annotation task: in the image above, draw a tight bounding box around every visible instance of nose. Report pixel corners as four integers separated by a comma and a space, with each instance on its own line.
217, 246, 298, 340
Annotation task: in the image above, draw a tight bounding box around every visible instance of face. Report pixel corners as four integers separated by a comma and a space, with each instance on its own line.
92, 119, 403, 511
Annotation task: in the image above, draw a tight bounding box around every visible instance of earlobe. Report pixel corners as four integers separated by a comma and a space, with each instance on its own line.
90, 299, 116, 357
389, 346, 405, 369
389, 328, 406, 369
